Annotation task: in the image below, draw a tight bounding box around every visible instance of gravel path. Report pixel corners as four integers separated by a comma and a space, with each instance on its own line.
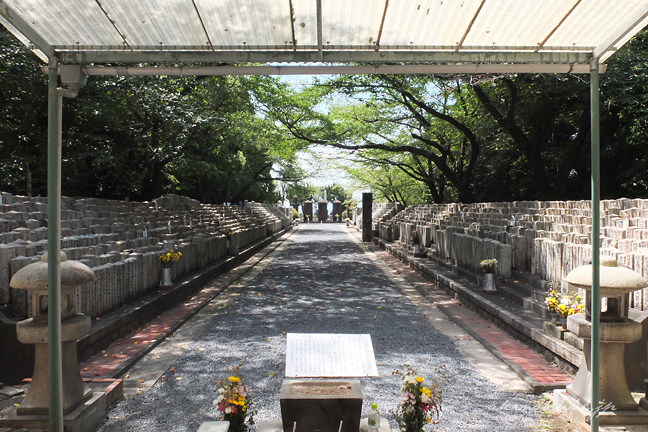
93, 223, 541, 432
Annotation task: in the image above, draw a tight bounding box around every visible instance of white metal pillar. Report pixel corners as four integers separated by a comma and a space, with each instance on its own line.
46, 57, 63, 432
590, 57, 601, 432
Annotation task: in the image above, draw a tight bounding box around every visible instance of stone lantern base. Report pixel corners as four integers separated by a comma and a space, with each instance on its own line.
554, 314, 648, 426
0, 391, 106, 432
555, 389, 648, 426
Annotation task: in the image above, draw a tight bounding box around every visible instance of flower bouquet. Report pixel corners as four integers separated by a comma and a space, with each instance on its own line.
411, 229, 421, 245
213, 371, 255, 432
552, 293, 584, 329
556, 294, 584, 318
479, 258, 497, 274
159, 249, 182, 268
392, 365, 442, 432
545, 289, 560, 313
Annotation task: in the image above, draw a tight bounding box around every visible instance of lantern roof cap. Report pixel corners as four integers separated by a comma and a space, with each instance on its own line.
564, 257, 647, 295
10, 252, 96, 290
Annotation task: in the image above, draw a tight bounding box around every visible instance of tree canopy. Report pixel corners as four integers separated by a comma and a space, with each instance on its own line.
3, 27, 648, 205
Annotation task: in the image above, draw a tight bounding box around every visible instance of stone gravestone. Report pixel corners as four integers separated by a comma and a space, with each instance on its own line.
280, 333, 377, 432
362, 193, 372, 243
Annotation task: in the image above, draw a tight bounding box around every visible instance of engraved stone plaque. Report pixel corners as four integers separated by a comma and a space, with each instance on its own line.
285, 333, 378, 378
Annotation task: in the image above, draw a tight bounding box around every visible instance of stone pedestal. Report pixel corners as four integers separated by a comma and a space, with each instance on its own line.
257, 418, 393, 432
280, 380, 363, 432
559, 313, 648, 426
567, 315, 641, 412
0, 391, 106, 432
16, 315, 92, 415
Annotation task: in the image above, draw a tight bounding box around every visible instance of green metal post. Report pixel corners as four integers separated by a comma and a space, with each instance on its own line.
590, 58, 601, 432
47, 59, 63, 432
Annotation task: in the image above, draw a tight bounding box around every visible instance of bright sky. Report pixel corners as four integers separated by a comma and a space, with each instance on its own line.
279, 74, 355, 189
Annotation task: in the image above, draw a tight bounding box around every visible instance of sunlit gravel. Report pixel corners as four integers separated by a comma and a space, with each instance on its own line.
93, 223, 541, 432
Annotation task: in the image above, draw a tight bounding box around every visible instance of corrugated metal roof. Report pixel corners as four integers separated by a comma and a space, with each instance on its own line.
1, 0, 648, 67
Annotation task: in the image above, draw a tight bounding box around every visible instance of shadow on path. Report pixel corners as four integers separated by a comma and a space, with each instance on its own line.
93, 224, 540, 432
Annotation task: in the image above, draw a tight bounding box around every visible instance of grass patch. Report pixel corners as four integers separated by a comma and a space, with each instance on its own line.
530, 394, 575, 432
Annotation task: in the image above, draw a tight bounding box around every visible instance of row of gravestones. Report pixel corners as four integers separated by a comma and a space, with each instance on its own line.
0, 192, 290, 319
375, 199, 648, 310
355, 203, 399, 233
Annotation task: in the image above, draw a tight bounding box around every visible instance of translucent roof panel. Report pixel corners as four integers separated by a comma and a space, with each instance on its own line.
1, 0, 647, 66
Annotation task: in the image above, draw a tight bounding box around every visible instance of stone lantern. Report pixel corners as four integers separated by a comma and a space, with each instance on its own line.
561, 256, 648, 423
10, 252, 96, 416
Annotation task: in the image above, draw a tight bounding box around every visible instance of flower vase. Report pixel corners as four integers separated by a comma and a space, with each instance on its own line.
483, 273, 497, 294
413, 244, 421, 255
560, 316, 567, 330
550, 312, 560, 325
159, 267, 173, 290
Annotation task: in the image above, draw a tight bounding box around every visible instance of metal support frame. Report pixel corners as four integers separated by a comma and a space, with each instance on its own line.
79, 63, 606, 77
316, 0, 322, 61
45, 62, 84, 432
590, 57, 601, 432
46, 57, 63, 432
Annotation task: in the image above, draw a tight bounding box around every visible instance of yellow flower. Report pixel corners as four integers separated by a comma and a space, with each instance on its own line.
415, 377, 423, 383
421, 387, 431, 396
228, 376, 240, 383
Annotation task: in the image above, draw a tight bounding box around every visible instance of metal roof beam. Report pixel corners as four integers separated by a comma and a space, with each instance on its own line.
56, 49, 594, 65
81, 63, 605, 77
0, 0, 55, 60
535, 0, 582, 52
52, 44, 595, 52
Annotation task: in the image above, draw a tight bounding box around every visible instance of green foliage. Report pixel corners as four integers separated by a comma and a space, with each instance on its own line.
0, 29, 295, 203
599, 29, 648, 198
0, 29, 48, 196
324, 183, 348, 202
5, 25, 648, 204
286, 182, 318, 206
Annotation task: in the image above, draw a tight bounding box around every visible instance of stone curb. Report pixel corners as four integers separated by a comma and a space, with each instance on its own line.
434, 303, 545, 394
374, 237, 583, 372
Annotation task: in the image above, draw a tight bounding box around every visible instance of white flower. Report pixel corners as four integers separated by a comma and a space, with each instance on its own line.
421, 393, 430, 403
214, 395, 224, 404
218, 388, 225, 394
403, 375, 416, 384
225, 406, 232, 414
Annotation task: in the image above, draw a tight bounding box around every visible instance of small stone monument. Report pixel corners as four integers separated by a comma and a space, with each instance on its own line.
0, 252, 109, 432
303, 200, 313, 223
332, 200, 343, 222
557, 256, 648, 425
318, 199, 328, 223
278, 333, 378, 432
